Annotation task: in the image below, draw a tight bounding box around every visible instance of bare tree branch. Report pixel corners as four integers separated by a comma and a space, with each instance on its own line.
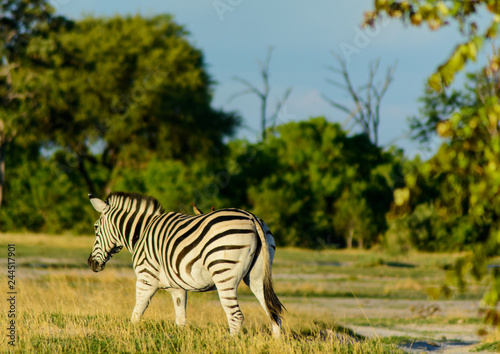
372, 63, 396, 145
325, 78, 348, 90
321, 95, 352, 115
228, 77, 264, 100
230, 47, 292, 141
270, 87, 292, 129
324, 53, 396, 146
227, 88, 259, 104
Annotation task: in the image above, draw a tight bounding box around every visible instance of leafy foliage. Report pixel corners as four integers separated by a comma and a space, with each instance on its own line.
0, 0, 62, 207
222, 117, 400, 247
111, 157, 231, 215
365, 0, 500, 328
11, 15, 239, 193
1, 114, 402, 250
365, 0, 499, 91
1, 13, 240, 231
0, 144, 95, 233
408, 84, 475, 144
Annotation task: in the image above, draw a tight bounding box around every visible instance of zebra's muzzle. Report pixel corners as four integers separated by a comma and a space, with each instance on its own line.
87, 254, 104, 272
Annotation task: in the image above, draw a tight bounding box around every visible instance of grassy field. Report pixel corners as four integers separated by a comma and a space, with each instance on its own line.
0, 233, 497, 353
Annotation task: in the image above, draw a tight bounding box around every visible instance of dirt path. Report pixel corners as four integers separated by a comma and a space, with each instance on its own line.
286, 297, 489, 353
350, 325, 480, 353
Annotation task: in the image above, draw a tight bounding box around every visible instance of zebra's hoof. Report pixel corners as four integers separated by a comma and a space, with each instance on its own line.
130, 313, 141, 324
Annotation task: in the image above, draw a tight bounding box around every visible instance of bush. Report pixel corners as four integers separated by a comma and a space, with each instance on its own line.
1, 152, 95, 234
384, 203, 478, 253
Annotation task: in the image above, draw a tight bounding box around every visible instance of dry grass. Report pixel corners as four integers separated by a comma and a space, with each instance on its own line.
0, 233, 487, 353
0, 269, 400, 353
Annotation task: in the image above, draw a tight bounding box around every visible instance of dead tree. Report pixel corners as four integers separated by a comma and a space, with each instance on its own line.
230, 47, 292, 141
323, 54, 396, 146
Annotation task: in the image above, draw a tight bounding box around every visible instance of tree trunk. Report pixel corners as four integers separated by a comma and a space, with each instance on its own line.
261, 96, 267, 141
0, 134, 5, 208
347, 226, 354, 249
77, 156, 96, 195
1, 56, 11, 209
358, 237, 364, 250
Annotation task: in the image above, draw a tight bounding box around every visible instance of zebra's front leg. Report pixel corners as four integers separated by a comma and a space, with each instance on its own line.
168, 289, 187, 326
131, 278, 158, 324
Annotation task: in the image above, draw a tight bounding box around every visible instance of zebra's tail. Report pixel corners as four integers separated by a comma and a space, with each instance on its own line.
251, 215, 285, 326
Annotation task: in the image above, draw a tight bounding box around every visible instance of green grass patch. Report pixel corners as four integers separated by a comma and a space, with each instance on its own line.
473, 341, 500, 352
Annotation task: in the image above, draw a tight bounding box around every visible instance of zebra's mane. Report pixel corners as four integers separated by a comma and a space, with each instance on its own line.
105, 192, 165, 215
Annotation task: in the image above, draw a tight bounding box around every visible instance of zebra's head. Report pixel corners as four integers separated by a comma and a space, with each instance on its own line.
88, 194, 123, 272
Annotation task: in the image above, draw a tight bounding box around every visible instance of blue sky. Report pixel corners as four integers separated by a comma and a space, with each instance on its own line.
49, 0, 490, 156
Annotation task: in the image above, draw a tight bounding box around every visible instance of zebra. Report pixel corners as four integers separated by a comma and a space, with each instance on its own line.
87, 192, 285, 337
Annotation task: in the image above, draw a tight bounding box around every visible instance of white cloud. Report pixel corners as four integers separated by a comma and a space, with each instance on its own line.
294, 89, 323, 108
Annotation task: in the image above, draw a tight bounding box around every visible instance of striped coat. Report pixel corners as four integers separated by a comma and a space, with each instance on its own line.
88, 192, 284, 337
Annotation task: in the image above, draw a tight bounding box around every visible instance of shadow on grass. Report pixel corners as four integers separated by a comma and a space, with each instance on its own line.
290, 320, 365, 341
384, 261, 416, 268
317, 262, 343, 266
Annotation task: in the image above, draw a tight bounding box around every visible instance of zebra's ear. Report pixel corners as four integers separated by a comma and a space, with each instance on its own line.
88, 194, 110, 213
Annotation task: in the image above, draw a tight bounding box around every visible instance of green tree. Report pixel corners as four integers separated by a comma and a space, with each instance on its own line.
367, 0, 500, 325
333, 188, 376, 249
110, 157, 231, 215
1, 13, 240, 232
0, 0, 56, 206
365, 0, 499, 91
15, 15, 240, 194
408, 84, 475, 144
0, 142, 96, 233
224, 117, 399, 247
395, 74, 500, 314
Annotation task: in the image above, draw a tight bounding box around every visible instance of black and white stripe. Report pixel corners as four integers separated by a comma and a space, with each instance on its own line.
88, 192, 284, 336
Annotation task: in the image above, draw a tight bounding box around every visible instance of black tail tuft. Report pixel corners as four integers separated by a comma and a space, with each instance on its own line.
251, 212, 285, 327
263, 267, 286, 325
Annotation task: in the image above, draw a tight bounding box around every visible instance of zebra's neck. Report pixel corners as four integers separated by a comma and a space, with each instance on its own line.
114, 208, 162, 254
106, 192, 164, 253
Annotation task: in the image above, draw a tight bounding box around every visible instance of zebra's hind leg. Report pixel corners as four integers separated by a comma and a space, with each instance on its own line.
244, 272, 281, 338
168, 289, 187, 326
216, 284, 244, 336
131, 279, 158, 324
